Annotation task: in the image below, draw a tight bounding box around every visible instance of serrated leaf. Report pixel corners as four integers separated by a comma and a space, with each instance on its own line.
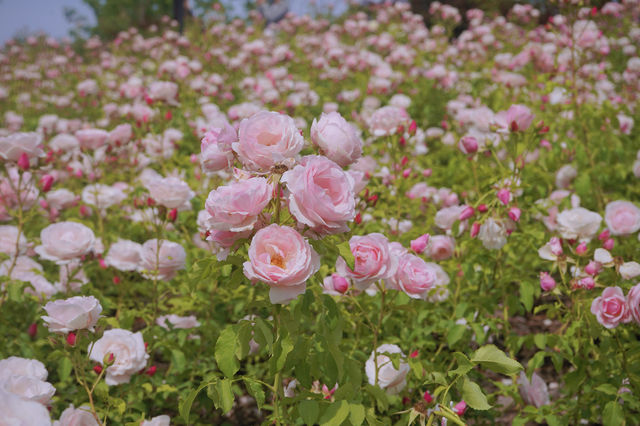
299, 400, 320, 425
216, 379, 234, 414
243, 378, 265, 409
462, 378, 491, 410
471, 345, 523, 375
215, 327, 239, 378
337, 241, 355, 270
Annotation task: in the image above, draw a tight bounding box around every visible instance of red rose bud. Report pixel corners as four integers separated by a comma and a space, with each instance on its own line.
144, 342, 149, 351
591, 6, 597, 16
98, 258, 107, 269
113, 276, 121, 285
598, 229, 610, 241
423, 390, 433, 404
66, 332, 76, 346
39, 175, 54, 192
28, 323, 37, 338
408, 120, 417, 135
146, 197, 155, 206
401, 156, 409, 166
477, 204, 488, 213
165, 110, 172, 121
93, 365, 103, 374
508, 206, 521, 222
409, 350, 419, 358
398, 136, 406, 147
402, 168, 411, 178
145, 365, 157, 376
106, 353, 115, 365
603, 238, 614, 250
576, 242, 588, 255
354, 213, 362, 225
18, 152, 30, 171
368, 194, 378, 206
168, 208, 178, 222
510, 120, 519, 132
459, 206, 474, 221
397, 125, 404, 134
470, 222, 481, 238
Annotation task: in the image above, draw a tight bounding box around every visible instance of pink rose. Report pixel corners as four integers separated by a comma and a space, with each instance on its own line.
427, 235, 455, 261
322, 273, 350, 295
42, 295, 102, 334
0, 132, 44, 163
434, 205, 466, 231
35, 222, 95, 265
148, 81, 179, 104
590, 286, 631, 329
310, 112, 362, 167
145, 177, 194, 209
233, 111, 304, 171
75, 129, 109, 150
139, 239, 186, 281
518, 372, 550, 408
392, 254, 440, 299
0, 225, 27, 256
243, 224, 320, 304
336, 233, 398, 290
105, 240, 142, 271
200, 125, 237, 173
281, 156, 356, 235
604, 200, 640, 236
88, 329, 149, 385
156, 314, 200, 330
56, 404, 100, 426
368, 106, 410, 137
494, 104, 534, 132
205, 177, 272, 232
627, 283, 640, 325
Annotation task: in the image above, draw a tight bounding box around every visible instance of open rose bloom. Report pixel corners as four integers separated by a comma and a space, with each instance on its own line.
42, 295, 102, 334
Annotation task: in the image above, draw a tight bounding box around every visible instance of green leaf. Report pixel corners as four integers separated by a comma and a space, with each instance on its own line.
349, 403, 366, 426
449, 352, 473, 376
179, 381, 213, 424
319, 400, 350, 425
595, 384, 619, 396
215, 327, 239, 378
408, 409, 420, 425
365, 384, 389, 411
602, 401, 624, 426
337, 241, 355, 270
471, 345, 523, 375
462, 378, 491, 410
171, 349, 186, 373
243, 378, 265, 409
299, 400, 320, 425
447, 324, 466, 346
520, 281, 535, 312
58, 357, 72, 382
216, 379, 234, 414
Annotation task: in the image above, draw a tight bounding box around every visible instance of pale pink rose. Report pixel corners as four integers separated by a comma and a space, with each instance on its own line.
139, 239, 186, 281
55, 404, 99, 426
105, 240, 142, 271
617, 114, 634, 135
368, 106, 409, 137
590, 286, 631, 329
42, 295, 102, 334
1, 374, 56, 405
518, 372, 550, 408
88, 329, 149, 385
478, 218, 508, 250
0, 388, 51, 425
0, 357, 47, 382
156, 314, 200, 330
392, 254, 440, 299
628, 283, 640, 324
322, 273, 350, 295
49, 133, 79, 152
46, 189, 77, 210
555, 165, 577, 189
310, 112, 362, 167
365, 344, 409, 394
145, 177, 194, 209
0, 132, 44, 163
0, 225, 27, 255
205, 177, 272, 232
148, 81, 178, 104
200, 124, 237, 173
141, 415, 171, 426
604, 201, 640, 236
81, 184, 127, 210
427, 235, 455, 261
620, 262, 640, 280
350, 156, 377, 176
434, 205, 466, 231
282, 156, 356, 235
243, 224, 320, 304
75, 129, 109, 150
233, 111, 304, 171
556, 207, 602, 240
35, 222, 95, 264
494, 104, 534, 132
336, 233, 398, 290
107, 123, 133, 145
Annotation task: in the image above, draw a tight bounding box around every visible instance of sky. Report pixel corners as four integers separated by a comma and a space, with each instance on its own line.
0, 0, 394, 44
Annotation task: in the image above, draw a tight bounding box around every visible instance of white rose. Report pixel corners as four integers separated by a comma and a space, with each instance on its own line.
0, 357, 48, 381
42, 295, 102, 334
478, 218, 508, 250
556, 207, 602, 240
35, 222, 95, 264
0, 132, 44, 163
81, 184, 127, 210
555, 164, 577, 189
156, 314, 200, 330
365, 344, 410, 394
54, 404, 99, 426
1, 375, 56, 405
105, 240, 142, 271
88, 329, 149, 386
46, 189, 77, 210
620, 262, 640, 280
0, 388, 51, 425
141, 415, 171, 426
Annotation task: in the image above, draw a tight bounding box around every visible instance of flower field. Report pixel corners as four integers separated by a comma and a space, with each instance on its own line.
1, 1, 640, 424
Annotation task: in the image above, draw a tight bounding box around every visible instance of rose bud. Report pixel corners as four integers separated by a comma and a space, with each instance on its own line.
66, 332, 76, 346
410, 234, 430, 254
